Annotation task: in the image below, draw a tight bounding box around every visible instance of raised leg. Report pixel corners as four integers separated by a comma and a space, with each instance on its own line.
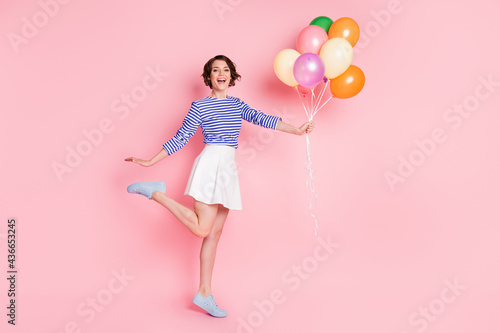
151, 192, 218, 238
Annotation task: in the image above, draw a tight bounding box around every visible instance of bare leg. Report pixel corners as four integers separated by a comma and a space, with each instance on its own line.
198, 204, 230, 297
151, 191, 218, 238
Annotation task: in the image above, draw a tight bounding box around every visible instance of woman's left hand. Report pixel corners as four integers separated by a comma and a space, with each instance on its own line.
276, 119, 315, 136
297, 121, 315, 135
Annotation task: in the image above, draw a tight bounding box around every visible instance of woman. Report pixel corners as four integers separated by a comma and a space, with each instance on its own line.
125, 55, 314, 318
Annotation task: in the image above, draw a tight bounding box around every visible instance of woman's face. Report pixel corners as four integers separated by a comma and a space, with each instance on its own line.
210, 60, 230, 91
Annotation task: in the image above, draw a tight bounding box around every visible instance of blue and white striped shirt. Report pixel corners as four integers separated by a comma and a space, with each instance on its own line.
162, 96, 282, 155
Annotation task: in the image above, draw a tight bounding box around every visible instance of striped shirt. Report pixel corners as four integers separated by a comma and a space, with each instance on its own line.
162, 96, 282, 155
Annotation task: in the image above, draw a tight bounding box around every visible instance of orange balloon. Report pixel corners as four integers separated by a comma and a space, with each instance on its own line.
330, 65, 365, 99
328, 17, 360, 47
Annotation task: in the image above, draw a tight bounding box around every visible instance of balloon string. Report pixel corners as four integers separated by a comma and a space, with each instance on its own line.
306, 88, 313, 118
313, 96, 333, 118
305, 133, 318, 238
296, 86, 319, 239
295, 87, 312, 121
308, 87, 314, 117
310, 88, 316, 119
295, 86, 311, 120
312, 80, 329, 116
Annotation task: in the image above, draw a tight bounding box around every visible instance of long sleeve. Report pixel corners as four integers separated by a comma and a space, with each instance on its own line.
240, 99, 282, 129
162, 102, 201, 155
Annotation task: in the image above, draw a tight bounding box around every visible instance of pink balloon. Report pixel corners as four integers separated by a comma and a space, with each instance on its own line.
293, 53, 325, 88
296, 25, 328, 54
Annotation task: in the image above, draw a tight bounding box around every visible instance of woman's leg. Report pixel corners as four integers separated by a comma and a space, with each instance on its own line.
198, 204, 230, 297
151, 192, 218, 238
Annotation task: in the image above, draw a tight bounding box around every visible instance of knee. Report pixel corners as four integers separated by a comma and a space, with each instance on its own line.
195, 225, 224, 239
213, 226, 223, 238
195, 227, 212, 238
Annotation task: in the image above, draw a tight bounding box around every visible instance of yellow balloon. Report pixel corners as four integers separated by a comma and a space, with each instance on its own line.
274, 49, 300, 87
319, 38, 353, 79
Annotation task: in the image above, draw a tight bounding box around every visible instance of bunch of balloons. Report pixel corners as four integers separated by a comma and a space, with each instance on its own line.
273, 16, 365, 238
274, 16, 365, 120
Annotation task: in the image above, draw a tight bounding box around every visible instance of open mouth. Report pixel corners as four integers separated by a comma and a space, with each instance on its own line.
217, 78, 226, 84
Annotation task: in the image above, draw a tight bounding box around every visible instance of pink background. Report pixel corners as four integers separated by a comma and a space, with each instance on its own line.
2, 0, 500, 332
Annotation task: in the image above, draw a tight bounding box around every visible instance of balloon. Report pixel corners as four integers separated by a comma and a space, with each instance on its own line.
296, 25, 328, 54
274, 49, 300, 87
310, 16, 334, 34
319, 37, 353, 79
329, 65, 365, 99
328, 17, 360, 47
293, 53, 325, 88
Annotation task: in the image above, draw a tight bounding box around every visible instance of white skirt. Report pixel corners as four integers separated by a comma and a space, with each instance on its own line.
184, 144, 242, 210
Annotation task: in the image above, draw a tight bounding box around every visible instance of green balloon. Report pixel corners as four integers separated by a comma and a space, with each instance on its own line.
310, 16, 334, 34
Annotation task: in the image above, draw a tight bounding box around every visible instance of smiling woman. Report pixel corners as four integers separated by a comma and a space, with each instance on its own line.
202, 55, 241, 92
124, 54, 315, 318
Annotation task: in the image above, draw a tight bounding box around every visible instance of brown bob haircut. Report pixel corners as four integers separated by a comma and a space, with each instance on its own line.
202, 55, 241, 89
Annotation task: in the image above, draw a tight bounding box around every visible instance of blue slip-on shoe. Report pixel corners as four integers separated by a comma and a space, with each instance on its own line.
192, 292, 228, 318
126, 182, 166, 200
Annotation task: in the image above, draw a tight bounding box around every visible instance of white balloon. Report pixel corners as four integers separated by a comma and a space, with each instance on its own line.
274, 49, 300, 87
319, 38, 353, 79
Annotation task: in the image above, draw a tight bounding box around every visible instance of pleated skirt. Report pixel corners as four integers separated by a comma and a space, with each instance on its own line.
184, 144, 242, 210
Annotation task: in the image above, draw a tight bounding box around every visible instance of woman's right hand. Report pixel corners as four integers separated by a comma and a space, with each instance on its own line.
124, 157, 151, 167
